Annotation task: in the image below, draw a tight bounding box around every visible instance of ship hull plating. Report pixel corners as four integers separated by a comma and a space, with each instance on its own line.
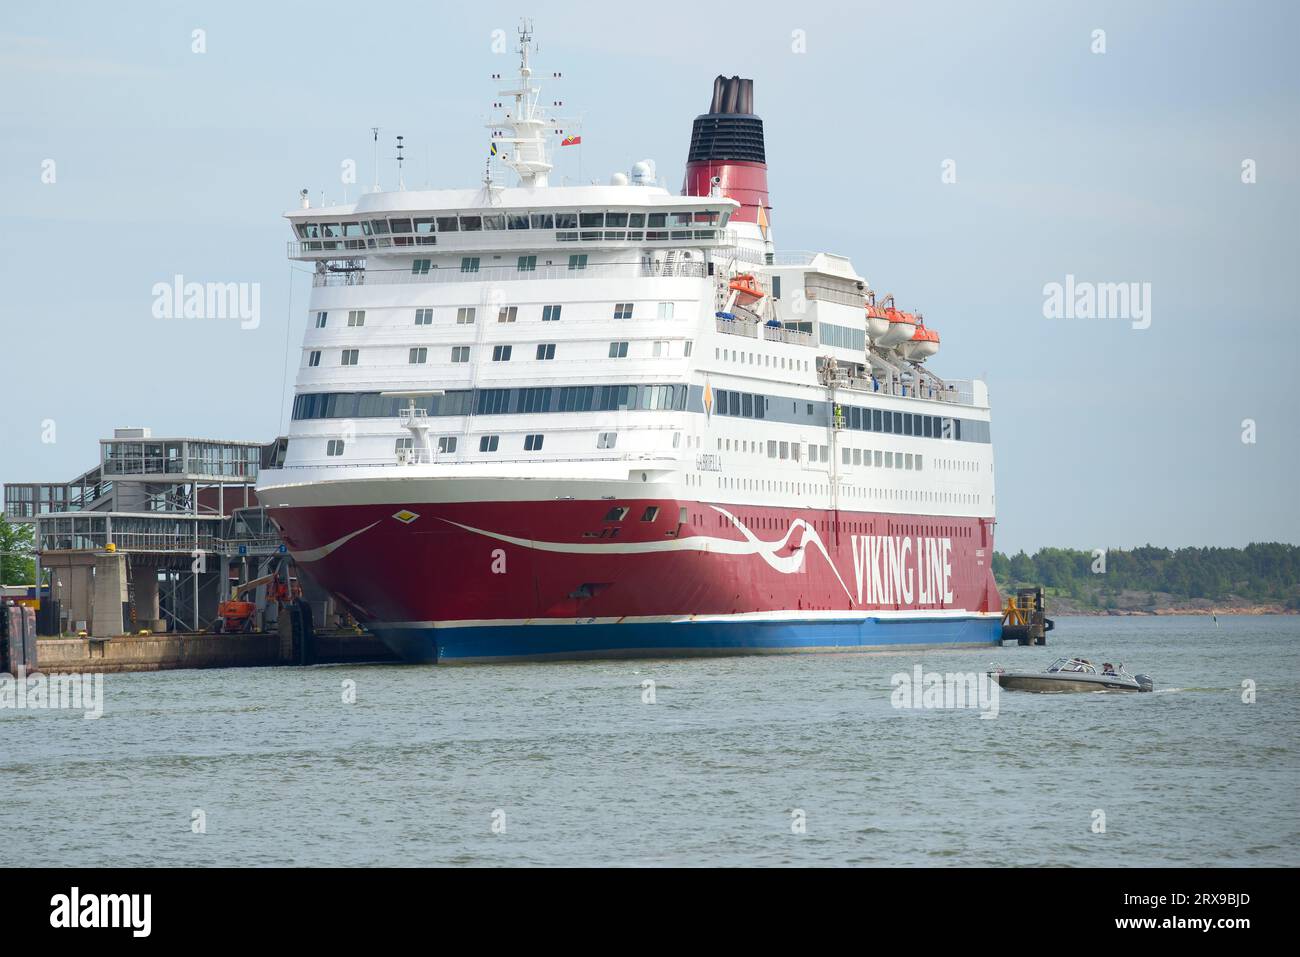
265, 487, 1002, 663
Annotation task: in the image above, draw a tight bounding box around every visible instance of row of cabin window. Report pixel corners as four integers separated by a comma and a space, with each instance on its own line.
315, 301, 674, 328
842, 448, 925, 471
325, 431, 618, 457
836, 405, 956, 440
716, 346, 811, 374
293, 383, 689, 420
707, 475, 982, 511
414, 255, 594, 274
307, 341, 647, 366
710, 386, 980, 444
296, 211, 720, 240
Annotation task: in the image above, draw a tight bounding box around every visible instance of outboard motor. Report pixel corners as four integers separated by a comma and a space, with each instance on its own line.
1135, 674, 1154, 693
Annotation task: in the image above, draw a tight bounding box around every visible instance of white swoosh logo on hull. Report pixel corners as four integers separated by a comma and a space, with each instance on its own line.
292, 521, 381, 562
437, 507, 857, 604
710, 506, 855, 603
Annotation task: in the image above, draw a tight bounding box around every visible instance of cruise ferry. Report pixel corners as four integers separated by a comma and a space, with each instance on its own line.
256, 27, 1002, 663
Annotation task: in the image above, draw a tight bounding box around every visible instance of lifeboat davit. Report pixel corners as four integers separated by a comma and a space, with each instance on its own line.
899, 325, 940, 361
876, 308, 918, 348
728, 273, 764, 306
865, 303, 891, 342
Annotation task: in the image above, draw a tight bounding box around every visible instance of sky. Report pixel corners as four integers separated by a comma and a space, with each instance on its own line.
1, 0, 1297, 555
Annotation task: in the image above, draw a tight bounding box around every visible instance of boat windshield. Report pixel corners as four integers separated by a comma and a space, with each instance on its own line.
1046, 657, 1096, 674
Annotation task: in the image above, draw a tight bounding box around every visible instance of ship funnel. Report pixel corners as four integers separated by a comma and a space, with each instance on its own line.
683, 75, 769, 225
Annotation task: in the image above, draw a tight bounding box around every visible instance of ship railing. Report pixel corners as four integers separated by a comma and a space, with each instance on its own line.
397, 408, 430, 426
395, 448, 435, 465
765, 326, 815, 347
310, 260, 709, 288
838, 376, 978, 407
715, 317, 759, 338
214, 536, 284, 556
277, 453, 679, 471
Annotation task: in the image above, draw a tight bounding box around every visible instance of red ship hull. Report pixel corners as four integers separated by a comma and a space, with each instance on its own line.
270, 495, 1002, 663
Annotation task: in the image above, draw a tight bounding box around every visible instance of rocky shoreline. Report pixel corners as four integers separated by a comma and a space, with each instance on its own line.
997, 584, 1298, 617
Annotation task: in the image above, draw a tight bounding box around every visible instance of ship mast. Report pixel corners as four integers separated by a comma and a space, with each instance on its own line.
490, 21, 554, 187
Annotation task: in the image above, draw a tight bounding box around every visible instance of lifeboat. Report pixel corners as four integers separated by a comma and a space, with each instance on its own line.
899, 325, 940, 361
728, 273, 764, 306
876, 307, 918, 348
865, 303, 891, 342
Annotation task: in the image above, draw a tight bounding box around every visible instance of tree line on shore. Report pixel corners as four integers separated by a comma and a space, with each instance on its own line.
993, 543, 1300, 608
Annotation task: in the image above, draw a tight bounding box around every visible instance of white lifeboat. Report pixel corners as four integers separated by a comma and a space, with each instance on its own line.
876, 307, 918, 348
865, 303, 890, 342
899, 325, 939, 361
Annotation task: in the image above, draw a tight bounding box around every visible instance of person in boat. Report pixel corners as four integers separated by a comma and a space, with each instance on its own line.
1102, 662, 1117, 675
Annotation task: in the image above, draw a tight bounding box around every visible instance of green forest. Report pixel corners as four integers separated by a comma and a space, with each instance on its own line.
0, 515, 35, 586
993, 543, 1300, 609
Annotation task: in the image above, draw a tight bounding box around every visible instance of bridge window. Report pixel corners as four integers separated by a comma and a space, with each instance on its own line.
517, 255, 537, 272
524, 434, 544, 451
408, 348, 427, 365
456, 307, 476, 324
308, 351, 320, 367
415, 308, 433, 325
347, 310, 365, 327
451, 346, 470, 363
478, 435, 499, 452
536, 343, 556, 360
341, 349, 358, 366
542, 304, 562, 321
492, 345, 512, 362
326, 439, 345, 456
460, 256, 480, 272
613, 302, 634, 319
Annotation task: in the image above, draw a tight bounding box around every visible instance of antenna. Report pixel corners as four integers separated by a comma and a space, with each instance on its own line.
395, 134, 405, 190
370, 127, 380, 191
484, 21, 574, 188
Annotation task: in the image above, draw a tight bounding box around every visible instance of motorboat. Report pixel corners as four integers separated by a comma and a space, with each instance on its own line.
989, 657, 1153, 693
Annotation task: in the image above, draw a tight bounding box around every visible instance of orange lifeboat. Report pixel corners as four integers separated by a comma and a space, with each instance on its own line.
899, 325, 940, 361
728, 273, 764, 305
865, 303, 891, 341
877, 307, 918, 348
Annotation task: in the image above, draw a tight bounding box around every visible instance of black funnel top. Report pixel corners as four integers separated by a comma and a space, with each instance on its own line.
688, 75, 765, 164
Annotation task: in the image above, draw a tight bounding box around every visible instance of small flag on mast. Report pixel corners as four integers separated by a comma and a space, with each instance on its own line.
489, 142, 498, 157
561, 135, 581, 146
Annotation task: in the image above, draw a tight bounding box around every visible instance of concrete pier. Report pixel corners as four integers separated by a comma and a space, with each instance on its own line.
91, 553, 127, 638
30, 631, 397, 674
